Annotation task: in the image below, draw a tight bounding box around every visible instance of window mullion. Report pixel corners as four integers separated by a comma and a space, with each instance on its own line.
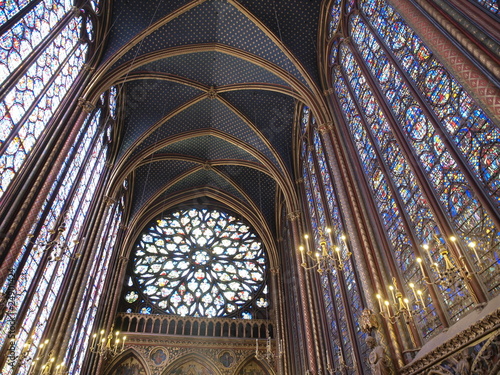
0, 0, 43, 37
310, 127, 366, 371
0, 12, 75, 101
357, 10, 500, 223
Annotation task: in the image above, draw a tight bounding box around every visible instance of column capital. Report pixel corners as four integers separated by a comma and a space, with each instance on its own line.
287, 210, 301, 221
104, 196, 116, 206
318, 122, 333, 134
78, 98, 96, 113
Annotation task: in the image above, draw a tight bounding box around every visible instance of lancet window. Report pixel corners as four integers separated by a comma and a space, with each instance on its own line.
327, 0, 500, 342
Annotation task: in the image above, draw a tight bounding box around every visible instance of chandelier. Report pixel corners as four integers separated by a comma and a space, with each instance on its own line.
28, 342, 66, 375
90, 327, 126, 359
28, 216, 81, 262
38, 353, 67, 375
376, 277, 424, 325
255, 332, 283, 363
299, 228, 351, 274
418, 236, 473, 290
376, 234, 484, 325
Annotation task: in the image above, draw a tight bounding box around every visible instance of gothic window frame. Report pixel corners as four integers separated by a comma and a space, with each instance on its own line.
121, 206, 271, 321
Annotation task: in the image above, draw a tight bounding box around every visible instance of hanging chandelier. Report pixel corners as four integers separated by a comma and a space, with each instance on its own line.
89, 327, 126, 359
299, 228, 352, 274
28, 216, 81, 262
376, 277, 425, 325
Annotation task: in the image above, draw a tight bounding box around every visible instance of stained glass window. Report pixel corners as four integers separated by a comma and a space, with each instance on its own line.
0, 3, 89, 199
473, 0, 499, 15
329, 0, 342, 37
0, 86, 110, 374
65, 201, 123, 375
301, 111, 368, 373
327, 0, 500, 341
123, 208, 269, 319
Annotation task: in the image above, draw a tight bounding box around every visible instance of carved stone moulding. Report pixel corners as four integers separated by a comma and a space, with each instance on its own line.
400, 309, 500, 374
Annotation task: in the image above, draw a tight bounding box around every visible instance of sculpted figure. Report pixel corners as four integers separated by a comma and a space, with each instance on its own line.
455, 351, 470, 375
366, 336, 389, 375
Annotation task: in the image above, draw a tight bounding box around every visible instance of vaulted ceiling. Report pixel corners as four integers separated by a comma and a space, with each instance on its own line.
84, 0, 331, 251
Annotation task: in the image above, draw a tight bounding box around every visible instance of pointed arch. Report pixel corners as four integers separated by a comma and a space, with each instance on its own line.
104, 348, 151, 375
233, 355, 275, 375
161, 353, 221, 375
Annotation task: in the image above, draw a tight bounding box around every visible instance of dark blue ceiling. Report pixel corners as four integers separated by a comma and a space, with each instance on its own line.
158, 168, 251, 207
103, 0, 186, 61
131, 159, 198, 216
215, 165, 276, 234
103, 0, 322, 237
107, 0, 310, 87
218, 90, 294, 172
134, 52, 290, 88
156, 135, 261, 164
237, 0, 322, 84
129, 98, 282, 169
119, 79, 203, 159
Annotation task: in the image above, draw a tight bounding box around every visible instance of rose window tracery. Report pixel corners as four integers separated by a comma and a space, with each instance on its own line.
123, 208, 268, 318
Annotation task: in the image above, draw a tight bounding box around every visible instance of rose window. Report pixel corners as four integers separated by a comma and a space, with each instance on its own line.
124, 208, 268, 318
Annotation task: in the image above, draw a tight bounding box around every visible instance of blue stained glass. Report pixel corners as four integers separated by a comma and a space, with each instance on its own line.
472, 0, 499, 14
349, 13, 500, 296
0, 1, 69, 85
126, 208, 268, 318
66, 207, 122, 375
329, 0, 342, 37
0, 105, 106, 374
333, 61, 445, 337
1, 1, 41, 26
303, 111, 366, 371
0, 15, 87, 199
301, 106, 310, 135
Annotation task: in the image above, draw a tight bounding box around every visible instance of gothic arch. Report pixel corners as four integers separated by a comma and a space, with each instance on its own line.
161, 353, 221, 375
104, 348, 151, 375
232, 356, 275, 375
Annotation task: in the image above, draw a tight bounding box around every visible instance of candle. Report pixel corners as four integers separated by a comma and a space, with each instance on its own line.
449, 235, 462, 257
403, 298, 410, 310
335, 246, 341, 262
423, 244, 432, 263
384, 300, 391, 315
326, 227, 334, 246
468, 242, 482, 264
304, 234, 311, 254
299, 245, 306, 264
409, 282, 418, 301
376, 294, 383, 311
417, 257, 425, 275
417, 290, 425, 306
388, 285, 396, 304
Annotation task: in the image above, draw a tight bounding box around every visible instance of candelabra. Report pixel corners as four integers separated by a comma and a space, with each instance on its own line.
255, 332, 282, 362
28, 218, 81, 262
326, 341, 354, 375
299, 228, 352, 274
90, 328, 126, 359
418, 236, 474, 290
27, 340, 62, 375
38, 353, 67, 375
376, 277, 425, 325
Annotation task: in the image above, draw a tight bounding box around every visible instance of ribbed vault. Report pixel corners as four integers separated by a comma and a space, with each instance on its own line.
83, 0, 330, 255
